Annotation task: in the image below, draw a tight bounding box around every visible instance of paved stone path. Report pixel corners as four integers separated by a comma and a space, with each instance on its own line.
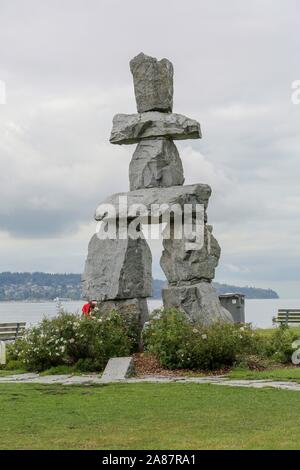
1, 373, 300, 391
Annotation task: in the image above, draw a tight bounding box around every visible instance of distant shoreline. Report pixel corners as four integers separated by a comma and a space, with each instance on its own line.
0, 272, 279, 301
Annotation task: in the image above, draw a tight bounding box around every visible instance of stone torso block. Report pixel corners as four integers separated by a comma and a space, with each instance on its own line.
129, 138, 184, 190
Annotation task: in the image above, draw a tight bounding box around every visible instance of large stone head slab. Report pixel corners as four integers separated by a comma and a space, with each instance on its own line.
130, 52, 173, 113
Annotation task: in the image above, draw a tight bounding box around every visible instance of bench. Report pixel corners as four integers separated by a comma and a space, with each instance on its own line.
0, 322, 26, 341
0, 322, 26, 365
274, 310, 300, 325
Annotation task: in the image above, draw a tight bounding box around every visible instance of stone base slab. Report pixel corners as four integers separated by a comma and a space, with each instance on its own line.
162, 282, 233, 325
96, 298, 149, 330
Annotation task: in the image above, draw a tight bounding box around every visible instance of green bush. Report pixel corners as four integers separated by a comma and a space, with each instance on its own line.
3, 359, 24, 371
266, 324, 300, 363
7, 309, 137, 372
143, 308, 264, 370
143, 309, 194, 369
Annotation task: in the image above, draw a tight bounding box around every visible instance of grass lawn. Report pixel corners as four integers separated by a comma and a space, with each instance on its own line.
227, 367, 300, 382
0, 369, 25, 377
0, 366, 84, 377
1, 382, 300, 450
257, 326, 300, 338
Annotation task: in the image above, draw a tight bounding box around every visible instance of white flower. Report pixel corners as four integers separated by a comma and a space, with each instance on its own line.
97, 318, 102, 323
192, 328, 198, 333
240, 326, 245, 332
201, 334, 207, 340
69, 338, 75, 344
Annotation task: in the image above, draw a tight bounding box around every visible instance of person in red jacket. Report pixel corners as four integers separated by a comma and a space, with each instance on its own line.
82, 300, 97, 317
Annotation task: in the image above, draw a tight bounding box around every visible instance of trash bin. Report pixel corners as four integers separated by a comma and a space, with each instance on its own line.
219, 293, 245, 323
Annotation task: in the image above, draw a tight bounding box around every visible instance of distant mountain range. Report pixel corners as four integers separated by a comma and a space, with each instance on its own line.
213, 282, 279, 299
0, 272, 279, 301
153, 279, 279, 299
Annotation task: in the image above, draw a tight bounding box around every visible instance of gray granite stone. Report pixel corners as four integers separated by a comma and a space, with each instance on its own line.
129, 138, 184, 190
95, 184, 211, 222
82, 233, 152, 301
130, 52, 173, 113
96, 298, 149, 331
162, 281, 233, 325
110, 112, 201, 145
160, 224, 221, 284
101, 357, 134, 382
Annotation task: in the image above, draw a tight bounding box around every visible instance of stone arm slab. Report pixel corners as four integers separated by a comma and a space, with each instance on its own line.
95, 184, 211, 222
110, 112, 202, 145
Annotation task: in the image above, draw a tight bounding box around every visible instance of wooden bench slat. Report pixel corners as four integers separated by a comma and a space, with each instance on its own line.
0, 326, 26, 330
0, 338, 23, 341
277, 312, 300, 315
0, 330, 25, 335
0, 336, 23, 340
277, 316, 300, 319
278, 310, 300, 313
0, 326, 25, 330
276, 319, 300, 323
0, 331, 24, 338
277, 314, 300, 316
276, 321, 300, 323
274, 309, 300, 324
0, 322, 26, 342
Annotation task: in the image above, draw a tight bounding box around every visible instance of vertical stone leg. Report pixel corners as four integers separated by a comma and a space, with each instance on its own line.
93, 298, 149, 351
162, 283, 233, 325
160, 222, 233, 325
160, 223, 221, 285
82, 232, 152, 301
82, 228, 152, 339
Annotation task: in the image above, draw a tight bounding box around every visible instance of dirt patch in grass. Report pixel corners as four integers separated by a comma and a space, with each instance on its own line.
132, 353, 230, 377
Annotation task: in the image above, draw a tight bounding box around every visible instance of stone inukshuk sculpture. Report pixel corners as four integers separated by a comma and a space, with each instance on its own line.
83, 52, 233, 329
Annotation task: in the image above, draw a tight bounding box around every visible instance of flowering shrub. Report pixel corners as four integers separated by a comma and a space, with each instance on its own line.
265, 324, 300, 363
143, 308, 264, 370
143, 308, 194, 369
8, 310, 136, 372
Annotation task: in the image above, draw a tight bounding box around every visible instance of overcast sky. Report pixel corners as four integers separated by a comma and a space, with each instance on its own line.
0, 0, 299, 297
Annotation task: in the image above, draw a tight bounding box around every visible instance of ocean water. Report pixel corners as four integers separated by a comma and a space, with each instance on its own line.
0, 298, 300, 329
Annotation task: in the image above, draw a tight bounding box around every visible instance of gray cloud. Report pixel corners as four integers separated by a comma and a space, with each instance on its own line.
0, 0, 299, 297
